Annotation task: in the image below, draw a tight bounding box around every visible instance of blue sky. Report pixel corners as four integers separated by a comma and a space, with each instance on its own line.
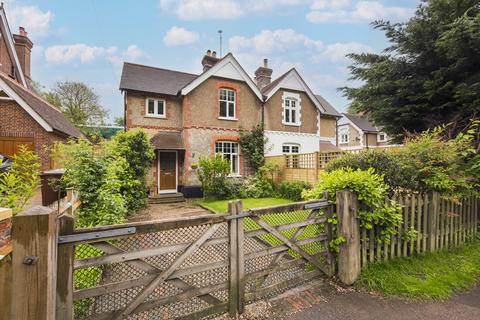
4, 0, 419, 121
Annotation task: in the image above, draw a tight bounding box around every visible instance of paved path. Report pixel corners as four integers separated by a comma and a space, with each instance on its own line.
275, 280, 480, 320
128, 199, 212, 221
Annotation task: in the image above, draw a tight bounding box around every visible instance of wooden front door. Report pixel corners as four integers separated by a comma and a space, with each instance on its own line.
159, 151, 177, 192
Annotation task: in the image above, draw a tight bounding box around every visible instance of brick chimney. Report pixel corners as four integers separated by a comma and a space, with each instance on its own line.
201, 50, 220, 72
254, 58, 272, 89
13, 27, 33, 82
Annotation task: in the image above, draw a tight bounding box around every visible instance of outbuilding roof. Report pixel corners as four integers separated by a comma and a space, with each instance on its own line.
342, 113, 381, 132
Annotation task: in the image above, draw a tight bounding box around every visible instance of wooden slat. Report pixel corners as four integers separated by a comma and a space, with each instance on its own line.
248, 200, 328, 216
244, 217, 326, 239
361, 228, 367, 267
410, 194, 415, 255
422, 193, 428, 252
369, 227, 375, 263
402, 195, 408, 256
244, 236, 326, 261
416, 194, 422, 253
439, 197, 444, 250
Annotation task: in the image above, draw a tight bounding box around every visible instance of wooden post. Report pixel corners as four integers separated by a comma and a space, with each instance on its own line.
228, 201, 239, 316
314, 151, 319, 184
235, 201, 245, 314
324, 204, 336, 276
56, 214, 75, 320
11, 206, 58, 320
336, 190, 360, 285
66, 187, 74, 216
427, 192, 439, 252
0, 208, 13, 320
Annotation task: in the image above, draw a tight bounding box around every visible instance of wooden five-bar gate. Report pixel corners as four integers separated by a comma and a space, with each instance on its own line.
55, 199, 333, 319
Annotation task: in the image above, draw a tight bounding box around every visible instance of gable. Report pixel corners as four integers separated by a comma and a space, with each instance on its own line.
0, 7, 26, 87
181, 53, 263, 101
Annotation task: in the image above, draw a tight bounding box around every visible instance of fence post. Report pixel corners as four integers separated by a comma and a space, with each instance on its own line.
228, 201, 239, 316
235, 201, 245, 314
336, 190, 360, 285
56, 214, 75, 320
427, 192, 439, 252
314, 151, 319, 183
0, 207, 13, 320
11, 206, 58, 320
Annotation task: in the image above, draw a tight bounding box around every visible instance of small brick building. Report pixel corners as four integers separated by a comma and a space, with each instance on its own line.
0, 5, 81, 170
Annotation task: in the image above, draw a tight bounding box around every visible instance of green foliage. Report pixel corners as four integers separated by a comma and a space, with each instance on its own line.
0, 146, 40, 214
60, 130, 154, 227
239, 125, 267, 173
278, 181, 312, 201
343, 0, 480, 139
197, 154, 231, 199
195, 197, 294, 214
358, 241, 480, 299
303, 168, 403, 249
242, 174, 276, 199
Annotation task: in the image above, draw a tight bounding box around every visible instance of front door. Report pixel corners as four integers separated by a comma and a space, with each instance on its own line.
158, 151, 177, 193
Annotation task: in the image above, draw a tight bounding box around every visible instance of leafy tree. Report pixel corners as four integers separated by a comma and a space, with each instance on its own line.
197, 155, 230, 199
239, 125, 267, 173
113, 116, 125, 127
343, 0, 480, 139
47, 81, 108, 128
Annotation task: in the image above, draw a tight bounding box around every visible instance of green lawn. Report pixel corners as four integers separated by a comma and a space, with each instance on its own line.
194, 197, 294, 214
358, 241, 480, 300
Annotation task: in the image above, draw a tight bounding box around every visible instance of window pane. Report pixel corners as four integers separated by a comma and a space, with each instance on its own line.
291, 110, 296, 123
232, 155, 238, 174
285, 100, 290, 107
157, 100, 164, 115
228, 102, 235, 117
282, 145, 290, 153
220, 89, 226, 100
148, 99, 155, 114
292, 146, 299, 153
291, 100, 296, 108
228, 90, 235, 101
285, 110, 290, 123
232, 142, 238, 153
220, 101, 227, 117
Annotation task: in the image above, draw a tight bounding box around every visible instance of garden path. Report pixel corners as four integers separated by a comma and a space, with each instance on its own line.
128, 199, 212, 221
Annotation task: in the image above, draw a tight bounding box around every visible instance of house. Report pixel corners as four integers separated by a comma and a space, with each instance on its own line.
119, 51, 340, 197
337, 113, 397, 151
0, 5, 81, 170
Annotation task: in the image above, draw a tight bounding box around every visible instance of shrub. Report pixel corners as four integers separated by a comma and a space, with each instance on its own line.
303, 168, 403, 250
239, 125, 267, 173
278, 181, 312, 201
243, 174, 276, 198
197, 155, 231, 199
0, 145, 40, 214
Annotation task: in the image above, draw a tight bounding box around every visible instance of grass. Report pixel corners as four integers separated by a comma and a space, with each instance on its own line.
194, 197, 294, 214
358, 241, 480, 300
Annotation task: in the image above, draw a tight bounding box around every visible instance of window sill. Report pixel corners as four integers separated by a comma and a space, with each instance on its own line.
282, 122, 301, 127
218, 117, 238, 121
227, 174, 242, 178
145, 115, 167, 119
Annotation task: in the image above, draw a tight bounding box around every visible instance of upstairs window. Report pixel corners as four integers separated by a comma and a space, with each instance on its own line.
282, 143, 300, 154
339, 127, 349, 143
282, 92, 301, 126
219, 88, 236, 119
215, 141, 239, 175
146, 98, 166, 118
378, 132, 387, 142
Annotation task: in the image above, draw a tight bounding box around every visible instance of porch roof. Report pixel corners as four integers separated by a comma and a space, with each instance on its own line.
150, 131, 184, 150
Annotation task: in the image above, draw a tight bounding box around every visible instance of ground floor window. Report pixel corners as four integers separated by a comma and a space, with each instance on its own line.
282, 143, 300, 154
215, 141, 240, 175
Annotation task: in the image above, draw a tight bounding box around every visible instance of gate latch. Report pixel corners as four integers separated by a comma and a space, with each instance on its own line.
23, 256, 39, 265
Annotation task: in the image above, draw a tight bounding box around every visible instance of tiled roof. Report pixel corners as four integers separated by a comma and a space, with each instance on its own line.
314, 94, 341, 117
260, 69, 292, 95
119, 62, 198, 96
343, 113, 380, 132
150, 131, 184, 150
0, 73, 81, 137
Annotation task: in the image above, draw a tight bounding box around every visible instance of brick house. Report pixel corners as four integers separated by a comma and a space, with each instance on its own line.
337, 113, 398, 151
120, 51, 340, 197
0, 5, 81, 170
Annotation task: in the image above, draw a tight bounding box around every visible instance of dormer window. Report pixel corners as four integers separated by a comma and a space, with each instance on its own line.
339, 127, 349, 143
282, 92, 301, 126
219, 88, 236, 120
145, 98, 166, 118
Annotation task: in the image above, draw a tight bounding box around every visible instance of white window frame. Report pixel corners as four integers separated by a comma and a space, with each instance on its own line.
215, 141, 240, 176
282, 143, 300, 154
218, 88, 237, 120
282, 92, 301, 126
339, 126, 349, 143
145, 98, 166, 118
377, 132, 387, 142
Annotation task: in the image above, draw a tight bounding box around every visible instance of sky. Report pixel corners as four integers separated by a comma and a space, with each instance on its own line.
3, 0, 419, 122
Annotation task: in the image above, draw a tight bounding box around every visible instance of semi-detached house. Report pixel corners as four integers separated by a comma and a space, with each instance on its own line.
119, 51, 341, 197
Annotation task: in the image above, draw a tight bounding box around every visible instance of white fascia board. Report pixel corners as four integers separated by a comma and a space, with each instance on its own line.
265, 69, 326, 113
181, 54, 263, 101
339, 115, 364, 136
0, 9, 27, 87
0, 77, 53, 132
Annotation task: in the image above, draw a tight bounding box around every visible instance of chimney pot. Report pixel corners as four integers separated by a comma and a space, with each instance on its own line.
206, 49, 212, 56
263, 58, 268, 68
212, 51, 217, 57
19, 26, 27, 37
201, 50, 220, 72
13, 27, 33, 84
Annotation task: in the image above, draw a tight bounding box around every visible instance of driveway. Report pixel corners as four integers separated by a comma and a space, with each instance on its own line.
128, 198, 212, 221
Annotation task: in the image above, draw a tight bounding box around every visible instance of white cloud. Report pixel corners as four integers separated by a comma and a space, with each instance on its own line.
159, 0, 305, 20
5, 2, 53, 38
163, 26, 199, 46
323, 42, 372, 62
44, 44, 117, 64
229, 29, 323, 55
307, 1, 413, 24
123, 45, 144, 60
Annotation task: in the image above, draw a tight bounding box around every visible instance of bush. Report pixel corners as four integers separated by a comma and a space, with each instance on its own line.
59, 129, 154, 227
197, 155, 231, 199
242, 174, 276, 199
0, 145, 40, 214
278, 181, 312, 201
239, 125, 267, 173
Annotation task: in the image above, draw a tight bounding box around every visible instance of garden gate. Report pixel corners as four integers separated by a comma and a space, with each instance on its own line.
55, 199, 334, 319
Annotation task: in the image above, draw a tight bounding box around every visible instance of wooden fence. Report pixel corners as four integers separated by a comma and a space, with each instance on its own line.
266, 151, 343, 185
359, 193, 479, 267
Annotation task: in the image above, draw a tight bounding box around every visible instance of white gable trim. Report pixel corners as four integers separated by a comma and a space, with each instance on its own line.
338, 115, 364, 135
0, 8, 27, 87
0, 77, 53, 132
265, 69, 326, 113
181, 54, 263, 100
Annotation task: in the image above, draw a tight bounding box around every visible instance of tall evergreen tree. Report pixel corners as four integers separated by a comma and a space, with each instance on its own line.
343, 0, 480, 139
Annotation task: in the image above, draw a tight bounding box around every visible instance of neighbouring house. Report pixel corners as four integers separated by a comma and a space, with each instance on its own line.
337, 113, 398, 151
0, 5, 81, 170
120, 51, 341, 197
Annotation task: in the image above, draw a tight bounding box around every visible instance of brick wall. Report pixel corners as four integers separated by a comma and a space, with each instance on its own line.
0, 100, 67, 170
